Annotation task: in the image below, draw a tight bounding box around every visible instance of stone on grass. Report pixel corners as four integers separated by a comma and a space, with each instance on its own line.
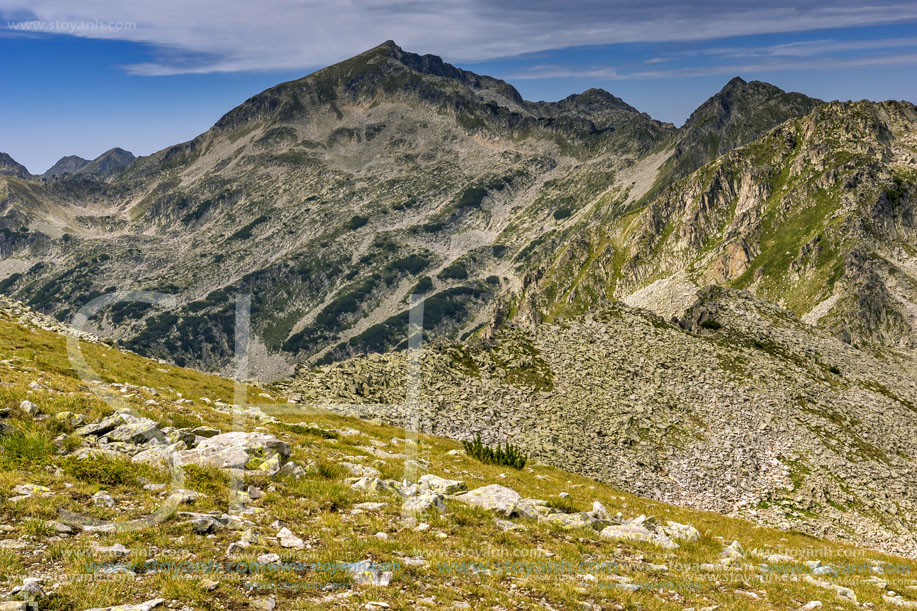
589, 501, 611, 522
277, 527, 305, 549
175, 432, 289, 470
92, 491, 115, 507
19, 400, 39, 416
418, 474, 466, 495
350, 477, 391, 494
82, 600, 165, 611
538, 512, 596, 531
91, 543, 130, 556
349, 561, 393, 587
452, 484, 520, 517
514, 498, 551, 519
401, 493, 445, 516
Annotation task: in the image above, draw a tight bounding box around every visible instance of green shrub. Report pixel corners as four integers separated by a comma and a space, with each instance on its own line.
553, 208, 572, 220
411, 276, 433, 294
456, 186, 488, 209
462, 434, 527, 470
828, 365, 841, 375
346, 215, 368, 230
700, 320, 722, 331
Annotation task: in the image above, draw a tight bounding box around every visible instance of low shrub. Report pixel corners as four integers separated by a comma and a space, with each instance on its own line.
462, 434, 527, 469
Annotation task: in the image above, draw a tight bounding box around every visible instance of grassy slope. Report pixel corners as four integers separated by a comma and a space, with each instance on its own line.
1, 314, 916, 610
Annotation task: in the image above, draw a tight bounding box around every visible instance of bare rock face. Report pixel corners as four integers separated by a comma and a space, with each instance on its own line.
174, 432, 290, 470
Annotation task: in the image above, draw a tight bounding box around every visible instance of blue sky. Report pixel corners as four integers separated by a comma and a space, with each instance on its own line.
1, 1, 916, 174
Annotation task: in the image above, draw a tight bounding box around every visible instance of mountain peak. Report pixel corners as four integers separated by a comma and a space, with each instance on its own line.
0, 152, 32, 179
43, 154, 90, 177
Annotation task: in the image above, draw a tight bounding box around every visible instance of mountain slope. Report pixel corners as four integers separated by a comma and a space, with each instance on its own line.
0, 41, 908, 378
651, 77, 823, 195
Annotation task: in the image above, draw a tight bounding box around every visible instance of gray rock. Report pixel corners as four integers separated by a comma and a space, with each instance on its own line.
91, 543, 130, 556
538, 512, 597, 531
9, 578, 45, 600
91, 491, 115, 508
174, 432, 289, 470
277, 527, 305, 549
82, 599, 165, 611
349, 561, 393, 587
453, 484, 520, 517
418, 474, 466, 495
401, 493, 445, 516
515, 498, 551, 519
18, 400, 39, 417
350, 477, 391, 494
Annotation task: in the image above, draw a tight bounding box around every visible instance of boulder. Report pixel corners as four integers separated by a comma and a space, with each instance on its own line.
515, 498, 551, 519
19, 400, 39, 416
589, 501, 612, 522
350, 477, 391, 494
174, 432, 289, 470
599, 516, 680, 549
277, 527, 305, 549
661, 521, 700, 542
130, 442, 185, 467
538, 512, 597, 531
452, 484, 520, 517
401, 493, 445, 516
418, 474, 466, 495
54, 411, 84, 427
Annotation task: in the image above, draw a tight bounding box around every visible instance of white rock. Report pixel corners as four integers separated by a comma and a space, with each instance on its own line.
277, 527, 304, 549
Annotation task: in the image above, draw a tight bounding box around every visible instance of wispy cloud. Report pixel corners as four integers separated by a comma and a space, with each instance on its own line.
1, 0, 917, 74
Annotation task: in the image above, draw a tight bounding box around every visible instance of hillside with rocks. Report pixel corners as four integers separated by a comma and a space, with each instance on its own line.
1, 296, 917, 610
284, 285, 917, 559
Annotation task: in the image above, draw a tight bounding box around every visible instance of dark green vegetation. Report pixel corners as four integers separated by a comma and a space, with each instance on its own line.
462, 433, 528, 469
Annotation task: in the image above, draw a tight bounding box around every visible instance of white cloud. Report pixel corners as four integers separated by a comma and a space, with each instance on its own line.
1, 0, 917, 74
